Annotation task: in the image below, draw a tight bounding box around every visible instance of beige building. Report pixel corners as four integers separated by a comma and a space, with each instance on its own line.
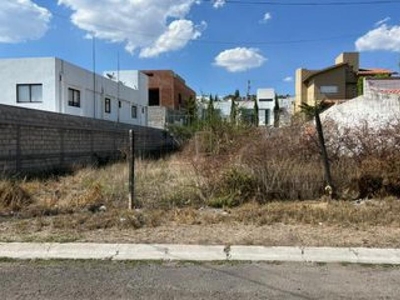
294, 52, 395, 112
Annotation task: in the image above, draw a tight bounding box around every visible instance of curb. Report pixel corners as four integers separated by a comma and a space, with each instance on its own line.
1, 243, 400, 265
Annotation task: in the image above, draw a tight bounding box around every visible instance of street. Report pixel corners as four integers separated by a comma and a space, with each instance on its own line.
0, 260, 399, 299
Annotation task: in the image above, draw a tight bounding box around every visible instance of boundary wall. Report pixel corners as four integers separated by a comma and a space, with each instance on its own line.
0, 104, 174, 174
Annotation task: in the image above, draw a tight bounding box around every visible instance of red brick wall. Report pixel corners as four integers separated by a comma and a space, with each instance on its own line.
142, 70, 195, 110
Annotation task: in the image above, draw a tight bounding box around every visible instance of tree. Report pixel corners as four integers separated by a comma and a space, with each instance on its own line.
273, 94, 280, 128
300, 101, 337, 199
185, 96, 197, 125
206, 94, 216, 124
253, 98, 259, 126
234, 89, 240, 100
230, 98, 237, 124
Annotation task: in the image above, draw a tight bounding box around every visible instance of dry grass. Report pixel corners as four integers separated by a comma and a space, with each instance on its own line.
0, 181, 32, 212
135, 156, 203, 209
1, 119, 400, 245
2, 197, 400, 246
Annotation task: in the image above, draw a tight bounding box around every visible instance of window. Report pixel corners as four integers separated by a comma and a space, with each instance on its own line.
259, 98, 273, 102
149, 88, 160, 106
68, 88, 80, 107
320, 85, 338, 94
105, 98, 111, 113
131, 105, 137, 118
17, 84, 43, 103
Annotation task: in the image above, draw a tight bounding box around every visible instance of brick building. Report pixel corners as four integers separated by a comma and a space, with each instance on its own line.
141, 70, 196, 110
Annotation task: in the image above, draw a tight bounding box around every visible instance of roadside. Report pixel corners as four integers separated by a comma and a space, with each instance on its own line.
2, 214, 400, 248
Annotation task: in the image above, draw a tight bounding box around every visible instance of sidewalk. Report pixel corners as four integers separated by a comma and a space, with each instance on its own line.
1, 243, 400, 264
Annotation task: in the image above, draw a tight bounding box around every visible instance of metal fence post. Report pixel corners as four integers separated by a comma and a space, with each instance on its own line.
128, 129, 135, 209
16, 125, 21, 172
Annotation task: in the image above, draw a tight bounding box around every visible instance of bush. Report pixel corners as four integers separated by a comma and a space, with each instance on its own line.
206, 167, 258, 208
0, 180, 32, 211
189, 117, 400, 203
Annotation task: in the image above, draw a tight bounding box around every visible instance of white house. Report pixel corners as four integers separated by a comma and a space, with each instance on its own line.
0, 57, 148, 126
103, 70, 148, 111
257, 88, 276, 126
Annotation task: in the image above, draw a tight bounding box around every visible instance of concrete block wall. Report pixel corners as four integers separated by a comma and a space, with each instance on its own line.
148, 106, 167, 129
0, 104, 175, 174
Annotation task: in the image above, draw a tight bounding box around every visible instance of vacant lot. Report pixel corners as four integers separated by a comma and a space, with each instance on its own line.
1, 123, 400, 247
1, 158, 400, 247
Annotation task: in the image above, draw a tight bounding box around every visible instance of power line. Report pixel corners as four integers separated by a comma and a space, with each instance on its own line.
204, 0, 400, 5
49, 10, 360, 46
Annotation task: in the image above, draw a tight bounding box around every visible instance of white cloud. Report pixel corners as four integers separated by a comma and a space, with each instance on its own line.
375, 17, 390, 27
58, 0, 204, 57
260, 12, 272, 23
355, 24, 400, 52
214, 47, 266, 72
140, 20, 205, 58
283, 76, 293, 82
0, 0, 51, 43
213, 0, 226, 8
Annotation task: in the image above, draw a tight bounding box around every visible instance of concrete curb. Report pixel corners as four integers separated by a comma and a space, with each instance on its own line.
1, 243, 400, 265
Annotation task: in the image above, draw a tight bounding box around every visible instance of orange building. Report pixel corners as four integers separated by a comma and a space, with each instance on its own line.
141, 70, 196, 111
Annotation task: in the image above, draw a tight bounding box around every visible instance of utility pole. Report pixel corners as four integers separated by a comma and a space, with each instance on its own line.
92, 35, 96, 119
128, 129, 135, 209
117, 51, 120, 123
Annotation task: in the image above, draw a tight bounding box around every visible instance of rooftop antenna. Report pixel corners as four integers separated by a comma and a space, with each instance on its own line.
247, 80, 251, 101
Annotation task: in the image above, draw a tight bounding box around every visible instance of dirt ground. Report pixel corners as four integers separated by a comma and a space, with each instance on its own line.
79, 224, 400, 248
1, 218, 400, 248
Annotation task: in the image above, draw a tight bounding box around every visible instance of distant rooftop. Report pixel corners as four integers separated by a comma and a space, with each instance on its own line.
358, 68, 398, 76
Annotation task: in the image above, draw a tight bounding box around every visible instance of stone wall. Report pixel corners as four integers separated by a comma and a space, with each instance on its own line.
0, 104, 175, 174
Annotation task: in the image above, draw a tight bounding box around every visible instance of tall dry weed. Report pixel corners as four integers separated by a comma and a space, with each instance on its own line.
0, 180, 32, 212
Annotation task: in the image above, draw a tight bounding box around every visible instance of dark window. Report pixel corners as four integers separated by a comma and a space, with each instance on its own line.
149, 88, 160, 106
118, 101, 121, 108
17, 84, 43, 103
105, 98, 111, 113
265, 109, 271, 125
68, 88, 80, 107
131, 105, 137, 119
259, 98, 273, 102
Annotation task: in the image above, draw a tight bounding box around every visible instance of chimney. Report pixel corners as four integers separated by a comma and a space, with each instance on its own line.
335, 52, 359, 72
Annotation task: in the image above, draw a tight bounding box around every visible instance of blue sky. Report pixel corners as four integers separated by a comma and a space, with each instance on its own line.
1, 0, 400, 97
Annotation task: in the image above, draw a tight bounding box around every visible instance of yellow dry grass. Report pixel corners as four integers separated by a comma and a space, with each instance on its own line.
0, 136, 400, 246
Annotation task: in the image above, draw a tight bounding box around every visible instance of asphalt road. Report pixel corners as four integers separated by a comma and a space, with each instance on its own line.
0, 260, 399, 299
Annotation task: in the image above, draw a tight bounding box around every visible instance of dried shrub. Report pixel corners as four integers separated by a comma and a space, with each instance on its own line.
312, 117, 400, 199
0, 180, 32, 211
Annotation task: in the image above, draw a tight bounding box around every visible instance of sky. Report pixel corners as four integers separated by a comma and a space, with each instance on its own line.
1, 0, 400, 97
